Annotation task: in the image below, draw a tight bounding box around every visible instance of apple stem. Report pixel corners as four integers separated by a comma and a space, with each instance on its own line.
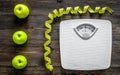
19, 7, 21, 11
18, 34, 21, 37
18, 60, 22, 63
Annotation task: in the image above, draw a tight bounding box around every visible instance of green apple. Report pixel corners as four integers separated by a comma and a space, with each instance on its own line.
14, 4, 30, 19
12, 30, 28, 45
12, 55, 27, 69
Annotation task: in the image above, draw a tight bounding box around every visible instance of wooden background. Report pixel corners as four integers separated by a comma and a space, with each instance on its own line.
0, 0, 120, 75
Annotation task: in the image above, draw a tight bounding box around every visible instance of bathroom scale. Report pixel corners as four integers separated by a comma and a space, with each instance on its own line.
60, 19, 112, 70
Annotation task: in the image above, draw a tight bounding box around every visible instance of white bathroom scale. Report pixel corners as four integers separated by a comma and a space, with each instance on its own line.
60, 19, 112, 70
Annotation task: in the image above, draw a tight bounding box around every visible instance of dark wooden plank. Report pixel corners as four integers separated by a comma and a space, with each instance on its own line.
0, 0, 120, 75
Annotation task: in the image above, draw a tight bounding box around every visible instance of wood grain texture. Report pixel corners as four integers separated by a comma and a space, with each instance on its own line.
0, 0, 120, 75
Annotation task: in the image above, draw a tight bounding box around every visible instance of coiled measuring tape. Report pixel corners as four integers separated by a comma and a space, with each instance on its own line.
44, 5, 113, 71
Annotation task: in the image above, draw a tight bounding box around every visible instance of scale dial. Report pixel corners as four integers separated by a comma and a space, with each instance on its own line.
74, 23, 98, 40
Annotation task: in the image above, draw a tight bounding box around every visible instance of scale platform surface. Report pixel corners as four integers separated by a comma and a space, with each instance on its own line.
60, 19, 112, 70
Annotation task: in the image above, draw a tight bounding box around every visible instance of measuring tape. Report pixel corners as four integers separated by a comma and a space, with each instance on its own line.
44, 5, 113, 71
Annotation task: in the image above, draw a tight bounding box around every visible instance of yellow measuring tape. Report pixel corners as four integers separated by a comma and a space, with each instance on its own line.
44, 5, 113, 71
